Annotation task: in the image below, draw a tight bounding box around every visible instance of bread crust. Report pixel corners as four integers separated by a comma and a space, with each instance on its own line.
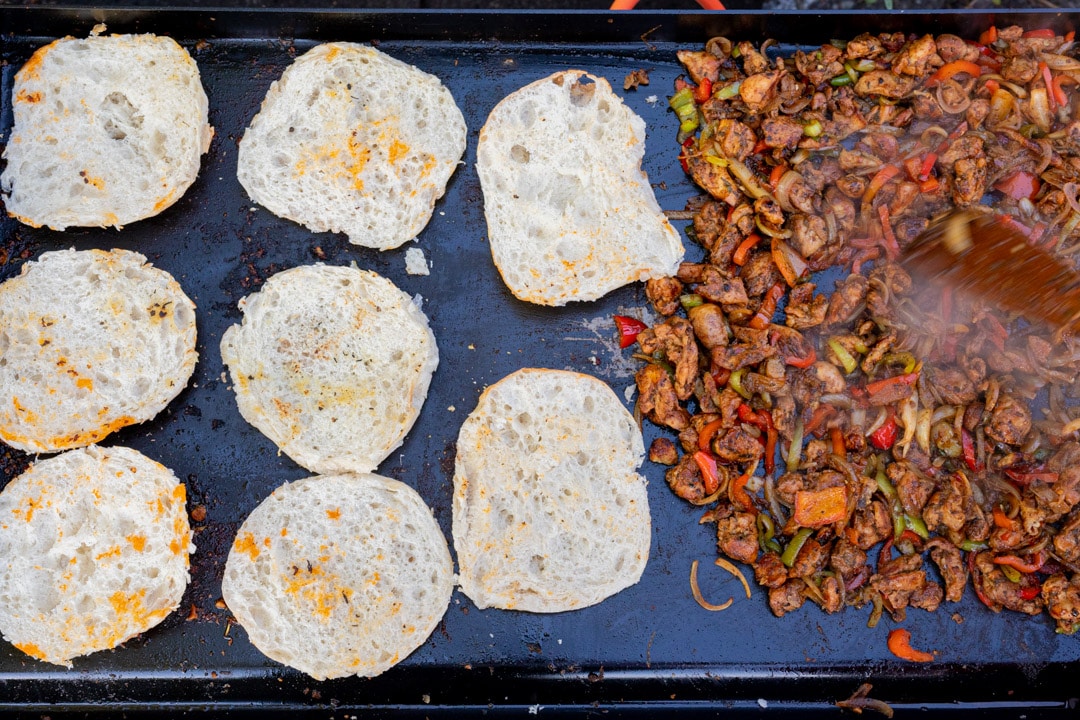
452, 368, 650, 612
236, 43, 467, 250
1, 33, 213, 230
220, 264, 438, 474
477, 70, 684, 305
222, 472, 453, 679
0, 249, 198, 454
0, 445, 194, 667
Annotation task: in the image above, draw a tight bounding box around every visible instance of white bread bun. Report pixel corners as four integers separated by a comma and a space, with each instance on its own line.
219, 264, 438, 474
236, 43, 467, 250
476, 70, 684, 306
0, 249, 198, 454
0, 445, 194, 667
222, 472, 453, 680
452, 368, 650, 612
1, 33, 213, 230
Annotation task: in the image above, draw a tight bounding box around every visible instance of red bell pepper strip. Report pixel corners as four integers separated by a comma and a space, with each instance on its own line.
887, 629, 934, 663
693, 450, 721, 496
979, 26, 998, 45
1023, 28, 1057, 38
693, 78, 713, 104
993, 551, 1047, 574
613, 315, 648, 348
804, 404, 836, 437
869, 415, 899, 450
1020, 584, 1042, 601
730, 469, 754, 511
784, 346, 817, 369
793, 485, 848, 528
961, 428, 983, 473
1039, 61, 1059, 110
917, 152, 938, 182
698, 418, 724, 452
1004, 468, 1059, 485
994, 170, 1040, 201
864, 372, 918, 403
764, 426, 778, 476
769, 163, 788, 189
1051, 74, 1069, 108
992, 505, 1019, 531
678, 137, 695, 174
1067, 30, 1076, 42
752, 138, 769, 154
919, 176, 940, 194
877, 204, 900, 260
748, 282, 785, 330
984, 78, 1001, 95
926, 60, 982, 87
733, 233, 762, 266
862, 164, 899, 210
830, 427, 846, 458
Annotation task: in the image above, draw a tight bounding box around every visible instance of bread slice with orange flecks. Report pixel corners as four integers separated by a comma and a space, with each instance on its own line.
221, 472, 453, 680
236, 42, 466, 250
0, 445, 194, 667
1, 31, 213, 230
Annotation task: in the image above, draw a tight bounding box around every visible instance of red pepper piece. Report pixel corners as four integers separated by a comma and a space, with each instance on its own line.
692, 78, 713, 104
785, 346, 816, 369
698, 418, 724, 452
887, 629, 934, 663
752, 138, 769, 154
864, 372, 918, 403
748, 282, 785, 330
992, 506, 1019, 532
1023, 28, 1057, 38
993, 550, 1047, 574
1004, 467, 1059, 485
693, 450, 720, 496
730, 469, 754, 512
979, 26, 998, 45
995, 170, 1040, 201
926, 60, 982, 87
917, 152, 938, 182
769, 163, 788, 189
804, 404, 836, 437
613, 315, 648, 349
764, 426, 778, 476
1020, 585, 1042, 601
1040, 61, 1059, 110
733, 233, 762, 266
830, 427, 846, 457
869, 415, 899, 450
877, 204, 900, 260
679, 136, 695, 174
961, 428, 984, 473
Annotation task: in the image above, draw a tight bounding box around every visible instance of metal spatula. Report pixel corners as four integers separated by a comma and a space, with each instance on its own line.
900, 210, 1080, 334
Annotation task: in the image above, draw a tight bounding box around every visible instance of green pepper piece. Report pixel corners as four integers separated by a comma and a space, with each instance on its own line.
781, 527, 814, 567
830, 74, 854, 87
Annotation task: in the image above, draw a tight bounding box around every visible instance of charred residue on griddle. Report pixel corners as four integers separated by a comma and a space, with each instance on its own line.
0, 446, 30, 485
440, 440, 458, 478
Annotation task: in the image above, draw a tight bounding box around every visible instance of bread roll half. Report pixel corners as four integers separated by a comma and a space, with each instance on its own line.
453, 368, 650, 612
220, 264, 438, 474
0, 445, 194, 667
1, 33, 213, 230
0, 249, 198, 454
222, 473, 454, 680
477, 70, 684, 305
237, 43, 467, 250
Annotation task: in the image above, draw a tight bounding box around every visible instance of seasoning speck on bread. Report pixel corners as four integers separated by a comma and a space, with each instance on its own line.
1, 33, 213, 230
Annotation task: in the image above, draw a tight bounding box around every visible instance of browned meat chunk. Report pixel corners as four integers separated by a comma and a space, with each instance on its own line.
936, 34, 980, 63
830, 536, 868, 581
926, 539, 967, 603
637, 317, 699, 402
1001, 56, 1039, 84
951, 157, 988, 207
736, 41, 771, 76
923, 472, 968, 537
871, 566, 927, 617
716, 511, 759, 564
665, 453, 708, 503
762, 116, 805, 150
688, 303, 730, 350
688, 155, 741, 206
939, 134, 984, 165
739, 71, 782, 112
1054, 509, 1080, 564
790, 536, 830, 578
649, 437, 680, 466
785, 281, 828, 330
768, 580, 807, 617
909, 581, 944, 612
693, 200, 727, 251
834, 174, 866, 199
695, 267, 749, 306
838, 149, 883, 174
713, 426, 765, 464
741, 250, 784, 298
823, 274, 868, 327
714, 119, 758, 162
754, 196, 785, 234
818, 575, 844, 613
753, 552, 789, 588
888, 460, 935, 517
854, 70, 915, 99
927, 366, 977, 405
636, 364, 691, 431
986, 393, 1031, 446
1042, 574, 1080, 634
973, 551, 1043, 615
891, 35, 938, 76
677, 50, 721, 84
852, 500, 893, 550
846, 34, 885, 60
795, 44, 845, 86
789, 214, 829, 259
646, 277, 684, 316
710, 328, 778, 371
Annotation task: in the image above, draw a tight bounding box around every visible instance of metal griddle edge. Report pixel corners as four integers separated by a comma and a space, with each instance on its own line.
1, 7, 1079, 718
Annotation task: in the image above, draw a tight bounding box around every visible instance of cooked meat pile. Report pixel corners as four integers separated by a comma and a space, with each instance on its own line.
638, 26, 1080, 632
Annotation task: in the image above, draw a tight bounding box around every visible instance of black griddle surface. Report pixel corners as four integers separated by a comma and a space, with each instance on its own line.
1, 8, 1079, 716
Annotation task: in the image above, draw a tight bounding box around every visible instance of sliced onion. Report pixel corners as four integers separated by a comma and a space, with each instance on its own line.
936, 78, 972, 115
916, 407, 933, 455
1041, 52, 1080, 72
897, 391, 918, 457
999, 79, 1029, 99
931, 405, 957, 423
1063, 182, 1080, 216
775, 169, 804, 212
789, 148, 812, 167
690, 560, 734, 611
705, 36, 732, 57
988, 88, 1015, 128
772, 237, 808, 286
920, 125, 949, 146
819, 393, 853, 408
727, 157, 775, 201
1030, 87, 1052, 134
756, 215, 792, 239
715, 557, 752, 599
690, 487, 726, 506
824, 207, 839, 244
864, 407, 889, 438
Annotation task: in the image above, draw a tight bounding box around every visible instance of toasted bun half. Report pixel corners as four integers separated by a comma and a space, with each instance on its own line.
1, 33, 213, 230
220, 264, 438, 474
476, 70, 683, 306
237, 43, 467, 250
222, 472, 454, 680
0, 249, 198, 454
452, 368, 650, 612
0, 445, 194, 667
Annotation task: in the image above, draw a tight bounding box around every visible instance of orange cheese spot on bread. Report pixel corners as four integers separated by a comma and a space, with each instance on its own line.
326, 508, 341, 520
234, 532, 260, 560
127, 534, 147, 552
15, 38, 64, 82
14, 642, 47, 661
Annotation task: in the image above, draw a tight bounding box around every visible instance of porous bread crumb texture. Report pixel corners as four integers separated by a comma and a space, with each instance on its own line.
452, 368, 650, 613
219, 264, 438, 475
221, 473, 453, 680
476, 70, 684, 306
1, 33, 213, 230
236, 43, 467, 250
0, 445, 194, 667
0, 248, 198, 454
